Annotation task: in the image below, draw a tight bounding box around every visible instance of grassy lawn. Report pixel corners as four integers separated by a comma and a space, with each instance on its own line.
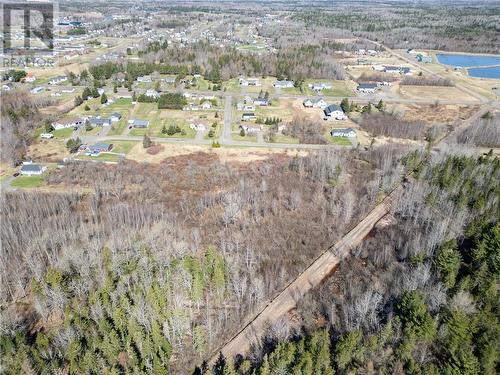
157, 122, 196, 139
52, 128, 74, 138
232, 133, 258, 142
76, 153, 122, 162
281, 87, 303, 95
269, 134, 300, 144
11, 175, 45, 188
204, 123, 222, 140
327, 135, 354, 146
223, 78, 241, 93
303, 79, 355, 97
108, 120, 128, 136
190, 76, 212, 91
109, 140, 137, 154
255, 100, 296, 122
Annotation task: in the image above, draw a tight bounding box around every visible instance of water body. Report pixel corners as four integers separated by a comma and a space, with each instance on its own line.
436, 53, 500, 68
468, 66, 500, 79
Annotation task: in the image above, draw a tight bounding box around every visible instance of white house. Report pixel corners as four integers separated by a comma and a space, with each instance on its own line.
303, 98, 327, 109
384, 66, 401, 74
357, 83, 378, 94
239, 124, 262, 133
145, 89, 160, 99
201, 101, 212, 109
30, 86, 45, 94
239, 77, 261, 86
254, 98, 269, 106
309, 82, 332, 92
89, 117, 112, 127
52, 117, 83, 129
241, 112, 256, 121
324, 104, 347, 120
25, 74, 36, 83
274, 80, 294, 88
129, 119, 149, 128
331, 128, 356, 138
110, 112, 122, 122
48, 75, 67, 85
20, 164, 47, 176
137, 75, 152, 83
189, 123, 206, 131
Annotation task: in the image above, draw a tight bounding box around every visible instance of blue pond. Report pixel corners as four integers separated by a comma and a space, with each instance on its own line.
468, 66, 500, 79
436, 54, 500, 68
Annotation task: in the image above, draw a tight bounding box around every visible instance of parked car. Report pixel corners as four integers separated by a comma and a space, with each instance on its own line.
12, 172, 19, 177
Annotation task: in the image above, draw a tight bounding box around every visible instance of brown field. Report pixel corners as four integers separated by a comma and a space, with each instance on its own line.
398, 85, 480, 102
27, 140, 70, 162
125, 143, 307, 164
387, 103, 480, 125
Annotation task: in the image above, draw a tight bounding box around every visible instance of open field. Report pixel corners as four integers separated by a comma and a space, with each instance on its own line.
398, 85, 480, 102
52, 128, 74, 139
27, 139, 69, 162
223, 77, 277, 94
75, 153, 122, 162
231, 133, 258, 142
255, 98, 297, 122
125, 142, 308, 164
302, 79, 355, 97
387, 103, 480, 124
108, 140, 138, 154
10, 175, 46, 188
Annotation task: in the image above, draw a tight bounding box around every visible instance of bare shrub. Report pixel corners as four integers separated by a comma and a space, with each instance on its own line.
355, 113, 428, 140
400, 76, 453, 86
146, 144, 165, 155
288, 116, 327, 144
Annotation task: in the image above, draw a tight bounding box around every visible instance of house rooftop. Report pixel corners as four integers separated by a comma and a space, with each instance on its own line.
358, 83, 378, 89
20, 164, 44, 172
324, 104, 343, 113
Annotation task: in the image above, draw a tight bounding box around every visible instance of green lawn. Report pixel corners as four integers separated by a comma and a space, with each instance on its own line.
301, 79, 355, 97
204, 122, 222, 140
109, 140, 137, 154
11, 175, 45, 188
76, 153, 122, 162
328, 136, 354, 146
108, 120, 128, 136
157, 122, 196, 139
52, 128, 74, 138
232, 133, 258, 142
269, 134, 300, 144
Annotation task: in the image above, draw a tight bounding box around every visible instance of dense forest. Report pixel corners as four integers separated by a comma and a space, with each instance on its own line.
136, 41, 346, 82
293, 5, 499, 53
